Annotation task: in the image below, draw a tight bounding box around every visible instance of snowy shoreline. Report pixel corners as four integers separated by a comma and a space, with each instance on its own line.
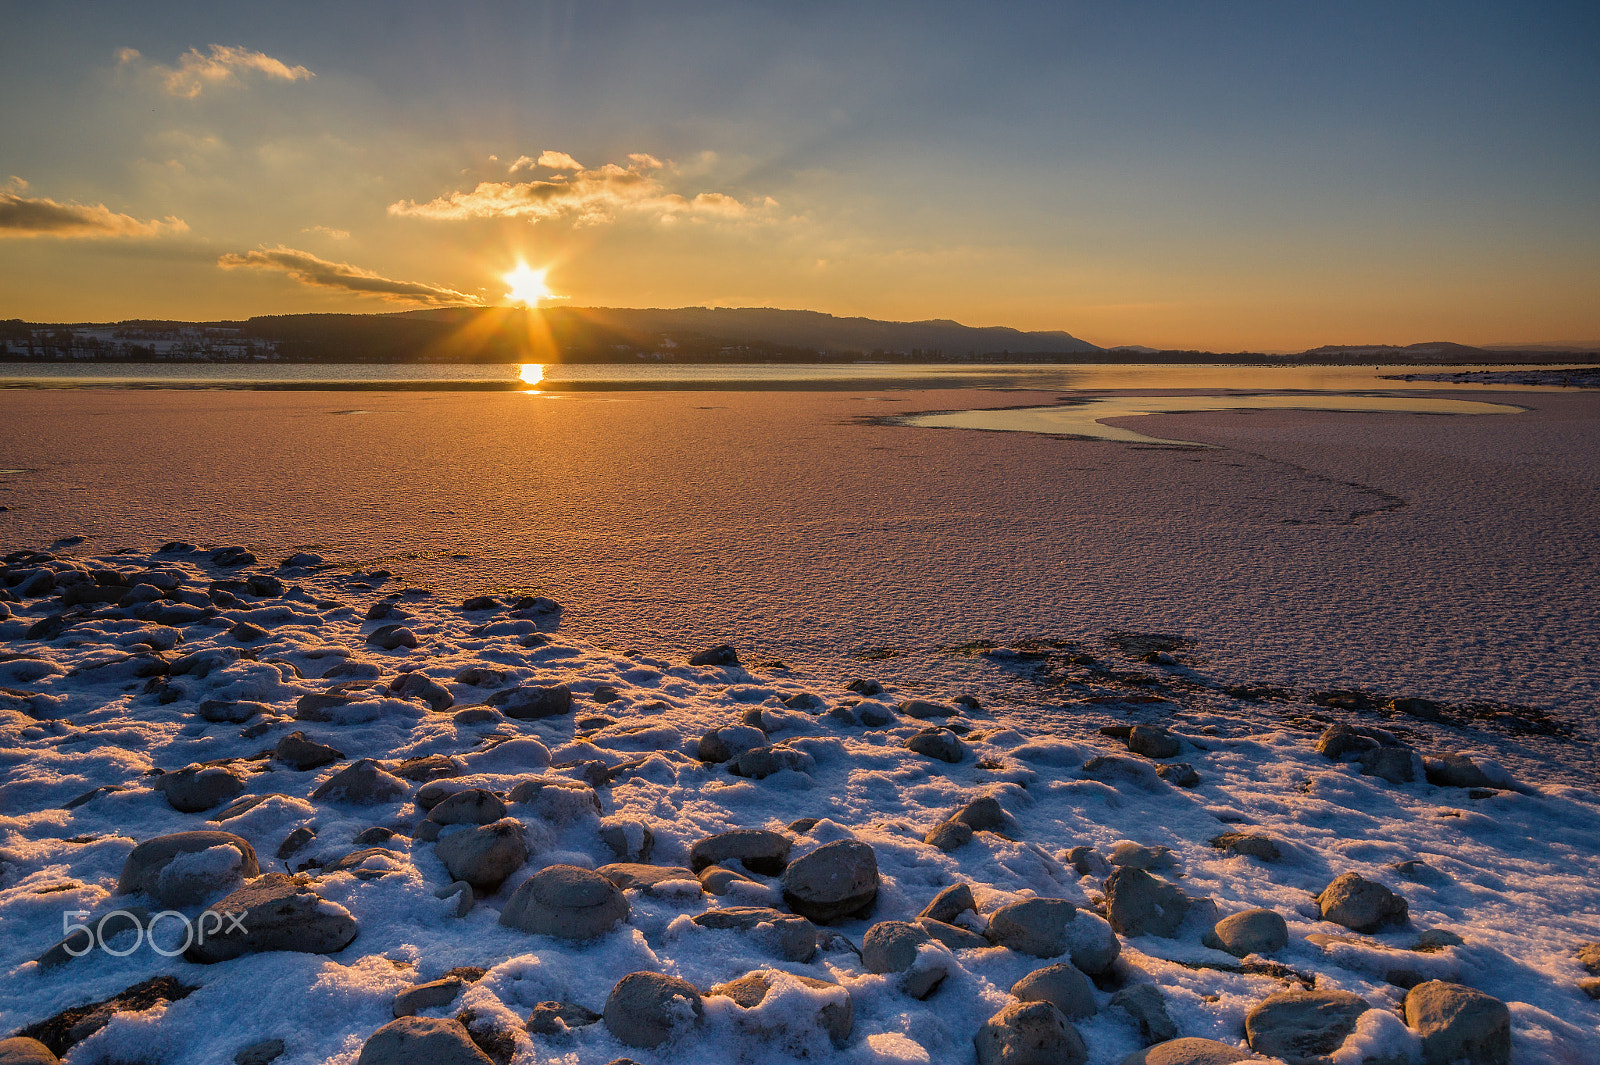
1, 541, 1597, 1064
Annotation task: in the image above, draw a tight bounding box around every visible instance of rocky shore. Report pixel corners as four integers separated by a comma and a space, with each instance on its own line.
0, 540, 1596, 1064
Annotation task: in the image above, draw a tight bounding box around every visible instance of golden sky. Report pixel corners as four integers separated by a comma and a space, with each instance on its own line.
2, 2, 1597, 352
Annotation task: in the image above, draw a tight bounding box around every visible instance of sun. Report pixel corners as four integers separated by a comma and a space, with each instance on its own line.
502, 263, 553, 306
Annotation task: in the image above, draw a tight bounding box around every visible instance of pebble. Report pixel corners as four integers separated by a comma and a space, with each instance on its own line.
0, 1038, 59, 1065
366, 625, 419, 650
1209, 832, 1281, 862
918, 882, 977, 924
414, 788, 507, 841
602, 971, 704, 1049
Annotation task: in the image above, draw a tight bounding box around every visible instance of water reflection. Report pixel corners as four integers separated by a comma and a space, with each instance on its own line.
896, 394, 1525, 446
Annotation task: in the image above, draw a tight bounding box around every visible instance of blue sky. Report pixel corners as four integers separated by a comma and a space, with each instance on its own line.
2, 1, 1596, 349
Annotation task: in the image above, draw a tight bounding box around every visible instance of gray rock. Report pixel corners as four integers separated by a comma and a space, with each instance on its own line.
603, 971, 704, 1049
1109, 842, 1179, 871
862, 920, 943, 998
486, 684, 571, 719
1106, 867, 1191, 939
0, 1038, 60, 1065
198, 699, 270, 723
312, 759, 409, 804
1110, 985, 1179, 1045
1209, 832, 1281, 862
1423, 753, 1498, 789
525, 1001, 602, 1035
1404, 981, 1510, 1065
234, 1038, 286, 1065
277, 826, 316, 859
696, 724, 767, 763
689, 643, 740, 666
1578, 942, 1600, 975
1204, 909, 1289, 958
845, 678, 883, 696
597, 817, 654, 862
689, 829, 791, 875
390, 672, 454, 712
435, 880, 474, 917
366, 625, 419, 650
731, 744, 817, 779
780, 839, 879, 923
597, 863, 700, 894
899, 699, 957, 719
355, 1017, 492, 1065
415, 788, 506, 840
950, 796, 1008, 832
117, 830, 260, 906
917, 917, 989, 950
275, 731, 345, 770
975, 1000, 1087, 1065
393, 977, 467, 1018
1118, 1038, 1260, 1064
1360, 746, 1420, 784
709, 970, 853, 1048
1155, 762, 1201, 787
499, 865, 628, 940
156, 764, 247, 812
1128, 725, 1180, 759
435, 820, 529, 891
1066, 846, 1112, 877
918, 882, 976, 924
698, 864, 757, 895
1245, 989, 1369, 1065
924, 820, 974, 851
1317, 873, 1407, 933
1081, 755, 1165, 791
904, 727, 964, 763
186, 873, 358, 963
1012, 963, 1097, 1019
986, 898, 1120, 973
692, 906, 818, 962
1316, 724, 1404, 761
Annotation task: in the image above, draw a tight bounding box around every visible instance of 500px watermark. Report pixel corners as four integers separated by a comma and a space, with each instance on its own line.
61, 909, 246, 957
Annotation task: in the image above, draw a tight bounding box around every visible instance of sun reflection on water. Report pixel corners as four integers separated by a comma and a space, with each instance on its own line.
519, 363, 545, 388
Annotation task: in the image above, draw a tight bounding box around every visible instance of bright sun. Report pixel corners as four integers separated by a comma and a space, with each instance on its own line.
502, 263, 552, 306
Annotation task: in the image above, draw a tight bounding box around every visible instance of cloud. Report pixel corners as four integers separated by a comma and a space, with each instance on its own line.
390, 152, 769, 227
217, 246, 479, 306
122, 44, 314, 99
510, 150, 582, 174
301, 225, 351, 240
0, 189, 188, 239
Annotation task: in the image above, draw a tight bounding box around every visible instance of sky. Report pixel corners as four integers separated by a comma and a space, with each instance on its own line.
1, 1, 1597, 351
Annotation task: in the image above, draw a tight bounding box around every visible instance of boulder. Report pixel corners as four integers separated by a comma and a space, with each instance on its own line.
435, 820, 529, 891
525, 1000, 602, 1035
1110, 985, 1178, 1046
899, 699, 957, 719
1423, 753, 1499, 789
1109, 843, 1179, 871
355, 1017, 492, 1065
1155, 762, 1201, 787
1316, 873, 1407, 933
975, 1000, 1087, 1065
924, 820, 973, 851
917, 917, 989, 950
693, 906, 818, 962
1315, 724, 1404, 761
845, 678, 883, 696
1404, 981, 1510, 1065
689, 644, 740, 667
1118, 1038, 1261, 1064
709, 970, 853, 1048
600, 817, 655, 861
689, 829, 791, 875
918, 882, 977, 924
1359, 746, 1420, 784
155, 764, 247, 812
862, 920, 944, 998
780, 840, 879, 923
1244, 989, 1369, 1065
603, 971, 704, 1049
392, 977, 468, 1018
597, 863, 700, 894
366, 625, 418, 650
950, 796, 1008, 832
730, 744, 817, 779
904, 727, 964, 763
986, 898, 1120, 973
1105, 867, 1190, 939
696, 724, 767, 764
390, 672, 454, 712
499, 864, 628, 940
1128, 726, 1180, 759
1204, 909, 1288, 958
1209, 832, 1281, 862
312, 759, 409, 804
275, 731, 345, 771
487, 684, 571, 719
1012, 963, 1098, 1019
415, 788, 506, 841
0, 1038, 59, 1065
117, 830, 260, 907
186, 873, 358, 963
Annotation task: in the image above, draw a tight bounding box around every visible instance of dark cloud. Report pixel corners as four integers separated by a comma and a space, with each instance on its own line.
217, 246, 480, 306
0, 191, 188, 238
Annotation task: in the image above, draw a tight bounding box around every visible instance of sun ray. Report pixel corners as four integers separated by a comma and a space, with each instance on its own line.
502, 263, 552, 306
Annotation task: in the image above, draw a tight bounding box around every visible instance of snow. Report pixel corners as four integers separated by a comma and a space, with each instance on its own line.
0, 546, 1596, 1064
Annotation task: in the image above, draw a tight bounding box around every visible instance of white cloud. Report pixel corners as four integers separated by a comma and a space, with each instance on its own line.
122, 44, 314, 99
0, 188, 188, 239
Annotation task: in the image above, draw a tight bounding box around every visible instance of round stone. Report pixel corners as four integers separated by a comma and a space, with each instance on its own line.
602, 971, 704, 1049
499, 864, 628, 940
